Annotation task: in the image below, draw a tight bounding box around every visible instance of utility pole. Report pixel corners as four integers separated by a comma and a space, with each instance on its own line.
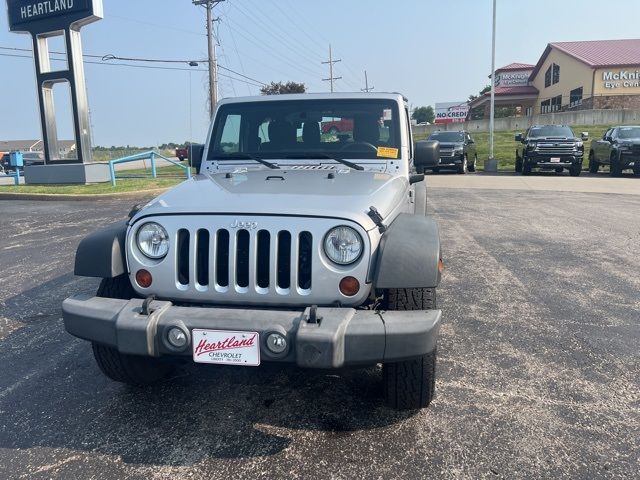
361, 70, 374, 92
193, 0, 224, 115
322, 44, 342, 92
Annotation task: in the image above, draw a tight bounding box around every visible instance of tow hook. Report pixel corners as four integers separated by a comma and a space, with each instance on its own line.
141, 294, 156, 316
308, 305, 323, 324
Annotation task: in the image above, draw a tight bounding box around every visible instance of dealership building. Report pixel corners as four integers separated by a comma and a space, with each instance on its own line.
469, 39, 640, 117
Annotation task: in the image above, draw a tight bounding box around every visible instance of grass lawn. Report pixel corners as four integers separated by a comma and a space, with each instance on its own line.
415, 124, 611, 171
0, 164, 188, 195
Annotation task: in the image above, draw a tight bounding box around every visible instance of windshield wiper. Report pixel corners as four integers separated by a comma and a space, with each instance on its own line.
213, 153, 280, 169
284, 153, 364, 171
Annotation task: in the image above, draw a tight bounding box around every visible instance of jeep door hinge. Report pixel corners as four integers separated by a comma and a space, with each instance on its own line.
367, 206, 387, 233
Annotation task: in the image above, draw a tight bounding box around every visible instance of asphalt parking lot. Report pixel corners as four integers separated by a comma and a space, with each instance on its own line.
0, 177, 638, 479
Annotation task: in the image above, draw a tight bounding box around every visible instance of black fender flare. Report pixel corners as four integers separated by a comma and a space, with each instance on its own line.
373, 213, 441, 289
74, 220, 128, 278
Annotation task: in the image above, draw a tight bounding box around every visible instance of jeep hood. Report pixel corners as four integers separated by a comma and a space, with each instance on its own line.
133, 169, 408, 231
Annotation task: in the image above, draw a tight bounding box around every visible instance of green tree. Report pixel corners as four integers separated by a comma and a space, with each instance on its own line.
260, 81, 306, 95
411, 106, 435, 124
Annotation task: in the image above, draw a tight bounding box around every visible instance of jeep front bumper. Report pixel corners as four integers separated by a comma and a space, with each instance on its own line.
62, 295, 440, 369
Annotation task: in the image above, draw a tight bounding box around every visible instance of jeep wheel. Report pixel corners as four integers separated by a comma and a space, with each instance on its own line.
610, 152, 622, 177
457, 156, 468, 174
468, 154, 477, 172
92, 343, 172, 385
522, 158, 532, 176
96, 274, 138, 299
381, 287, 437, 410
94, 275, 173, 385
589, 151, 599, 173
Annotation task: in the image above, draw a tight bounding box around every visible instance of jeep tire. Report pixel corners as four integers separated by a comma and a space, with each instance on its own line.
381, 287, 437, 410
522, 157, 532, 176
93, 275, 173, 385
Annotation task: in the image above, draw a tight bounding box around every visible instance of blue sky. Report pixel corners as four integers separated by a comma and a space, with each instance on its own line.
1, 0, 640, 146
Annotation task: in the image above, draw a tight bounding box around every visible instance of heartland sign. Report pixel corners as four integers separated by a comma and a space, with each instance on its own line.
7, 0, 102, 33
6, 0, 107, 184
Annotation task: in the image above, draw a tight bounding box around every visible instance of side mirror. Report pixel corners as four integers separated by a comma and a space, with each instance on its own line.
409, 173, 425, 184
189, 144, 205, 172
604, 136, 612, 142
515, 133, 523, 142
414, 140, 440, 170
581, 132, 589, 141
468, 138, 475, 144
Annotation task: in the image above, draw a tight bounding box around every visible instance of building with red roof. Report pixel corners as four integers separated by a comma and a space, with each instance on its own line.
468, 39, 640, 119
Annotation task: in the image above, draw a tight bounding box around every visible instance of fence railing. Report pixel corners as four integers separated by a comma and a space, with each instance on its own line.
108, 151, 191, 186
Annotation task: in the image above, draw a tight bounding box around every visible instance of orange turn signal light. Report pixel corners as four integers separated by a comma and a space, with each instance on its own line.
339, 276, 360, 297
136, 269, 153, 288
438, 258, 444, 274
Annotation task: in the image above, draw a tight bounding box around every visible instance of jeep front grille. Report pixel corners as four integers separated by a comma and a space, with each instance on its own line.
176, 227, 313, 293
128, 215, 373, 306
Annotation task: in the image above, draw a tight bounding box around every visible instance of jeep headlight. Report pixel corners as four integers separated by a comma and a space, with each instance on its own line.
575, 141, 583, 148
136, 222, 169, 259
453, 146, 464, 155
324, 226, 363, 265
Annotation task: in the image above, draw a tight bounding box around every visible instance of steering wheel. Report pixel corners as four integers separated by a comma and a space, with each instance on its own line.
339, 142, 378, 153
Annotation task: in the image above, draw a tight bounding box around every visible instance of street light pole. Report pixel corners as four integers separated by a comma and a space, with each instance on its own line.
486, 0, 498, 172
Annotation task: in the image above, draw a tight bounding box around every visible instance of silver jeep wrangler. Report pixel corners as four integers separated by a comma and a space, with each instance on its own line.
63, 93, 443, 410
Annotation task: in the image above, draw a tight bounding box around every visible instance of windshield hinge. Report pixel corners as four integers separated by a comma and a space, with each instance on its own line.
367, 206, 387, 233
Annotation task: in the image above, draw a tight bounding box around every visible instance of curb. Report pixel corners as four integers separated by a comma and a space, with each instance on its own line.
0, 187, 170, 201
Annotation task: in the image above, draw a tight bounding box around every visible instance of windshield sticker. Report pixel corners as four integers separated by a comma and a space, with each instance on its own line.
377, 146, 399, 159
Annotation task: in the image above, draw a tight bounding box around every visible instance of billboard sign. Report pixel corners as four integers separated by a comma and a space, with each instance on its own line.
7, 0, 102, 33
434, 102, 469, 124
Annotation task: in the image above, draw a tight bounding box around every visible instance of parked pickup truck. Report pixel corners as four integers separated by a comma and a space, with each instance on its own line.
589, 125, 640, 176
424, 130, 477, 174
515, 125, 588, 176
62, 93, 444, 410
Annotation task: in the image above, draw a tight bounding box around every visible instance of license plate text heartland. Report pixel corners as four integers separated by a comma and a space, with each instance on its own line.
194, 333, 257, 357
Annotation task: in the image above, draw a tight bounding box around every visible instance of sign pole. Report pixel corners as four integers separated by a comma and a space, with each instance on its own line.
6, 0, 107, 184
486, 0, 499, 172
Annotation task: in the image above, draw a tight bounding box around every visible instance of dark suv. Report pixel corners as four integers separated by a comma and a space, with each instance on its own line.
589, 125, 640, 176
425, 131, 477, 174
515, 125, 587, 176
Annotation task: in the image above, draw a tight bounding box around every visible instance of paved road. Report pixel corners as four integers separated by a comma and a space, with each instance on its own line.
427, 170, 640, 195
0, 186, 638, 479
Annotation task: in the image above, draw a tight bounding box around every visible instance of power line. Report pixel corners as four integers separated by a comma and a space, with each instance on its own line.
0, 52, 264, 87
322, 44, 341, 93
0, 45, 266, 87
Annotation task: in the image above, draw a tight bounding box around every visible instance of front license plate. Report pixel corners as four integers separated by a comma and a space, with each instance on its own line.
550, 157, 561, 162
192, 329, 260, 366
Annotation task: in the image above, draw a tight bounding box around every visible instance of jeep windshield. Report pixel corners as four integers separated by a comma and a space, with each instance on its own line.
428, 132, 464, 142
528, 126, 575, 138
208, 99, 401, 162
